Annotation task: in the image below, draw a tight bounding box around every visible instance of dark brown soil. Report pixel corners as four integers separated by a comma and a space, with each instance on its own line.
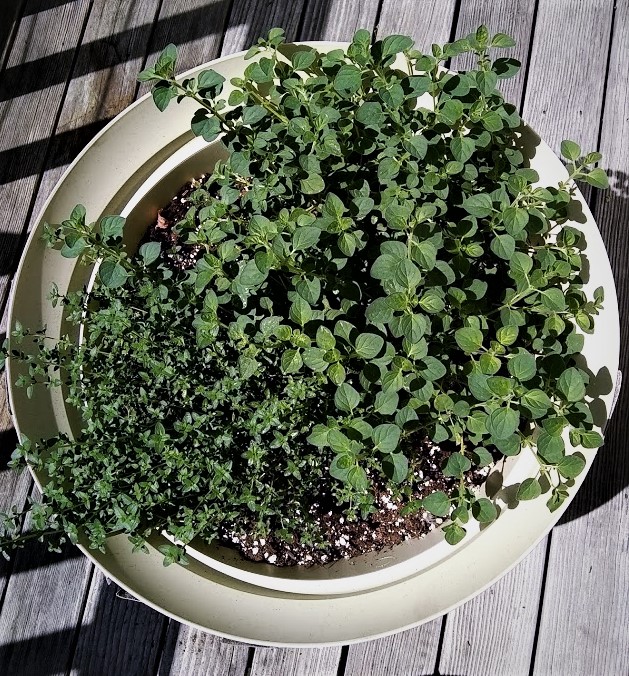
218, 439, 489, 567
149, 179, 493, 567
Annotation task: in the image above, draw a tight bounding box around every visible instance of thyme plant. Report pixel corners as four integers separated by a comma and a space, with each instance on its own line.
2, 27, 609, 560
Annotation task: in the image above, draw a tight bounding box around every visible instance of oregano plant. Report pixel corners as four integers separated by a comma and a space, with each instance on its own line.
1, 26, 609, 561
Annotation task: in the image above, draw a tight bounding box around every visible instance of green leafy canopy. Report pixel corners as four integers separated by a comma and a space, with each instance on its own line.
1, 26, 608, 562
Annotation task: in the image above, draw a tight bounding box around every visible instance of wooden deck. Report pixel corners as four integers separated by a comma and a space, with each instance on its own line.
0, 1, 628, 674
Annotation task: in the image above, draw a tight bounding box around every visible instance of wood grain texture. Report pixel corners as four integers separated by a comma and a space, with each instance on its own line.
376, 0, 457, 51
343, 620, 443, 676
522, 0, 614, 153
144, 0, 232, 78
0, 0, 25, 71
0, 491, 92, 676
30, 0, 162, 232
249, 646, 342, 676
69, 571, 167, 675
434, 7, 546, 675
157, 623, 251, 676
0, 0, 91, 307
451, 0, 537, 107
299, 0, 380, 41
532, 2, 629, 673
221, 0, 306, 55
438, 540, 547, 676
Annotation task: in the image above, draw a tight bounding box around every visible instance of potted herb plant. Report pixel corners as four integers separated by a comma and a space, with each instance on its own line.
1, 27, 619, 636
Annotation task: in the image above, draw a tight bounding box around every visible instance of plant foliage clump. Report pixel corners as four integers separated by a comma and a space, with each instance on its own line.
2, 26, 609, 560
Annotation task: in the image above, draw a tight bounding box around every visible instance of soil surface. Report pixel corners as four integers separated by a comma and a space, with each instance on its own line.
148, 179, 493, 567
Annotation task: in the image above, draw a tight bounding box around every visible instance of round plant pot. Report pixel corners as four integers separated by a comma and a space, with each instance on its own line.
6, 43, 620, 645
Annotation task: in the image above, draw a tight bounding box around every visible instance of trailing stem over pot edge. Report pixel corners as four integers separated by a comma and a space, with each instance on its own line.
1, 26, 610, 564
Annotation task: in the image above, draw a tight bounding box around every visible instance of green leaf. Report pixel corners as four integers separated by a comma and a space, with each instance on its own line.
579, 429, 603, 449
508, 350, 536, 381
291, 49, 317, 70
302, 347, 328, 372
383, 452, 409, 483
455, 327, 483, 353
472, 498, 497, 523
61, 233, 87, 258
329, 453, 353, 481
486, 408, 519, 440
98, 260, 128, 288
281, 349, 302, 373
355, 101, 384, 126
372, 423, 401, 453
540, 288, 567, 312
517, 477, 542, 501
560, 139, 581, 161
191, 110, 222, 142
374, 390, 399, 415
238, 355, 259, 379
450, 136, 475, 163
502, 207, 529, 234
333, 64, 362, 95
537, 431, 565, 463
476, 70, 498, 96
100, 215, 125, 240
557, 453, 586, 479
242, 105, 267, 125
289, 297, 313, 326
462, 193, 493, 218
521, 389, 552, 417
557, 368, 586, 402
348, 465, 370, 491
139, 241, 161, 265
381, 35, 414, 58
316, 326, 336, 350
152, 84, 177, 112
491, 32, 516, 48
300, 173, 325, 194
335, 383, 361, 413
403, 135, 428, 159
443, 453, 471, 478
423, 490, 450, 517
491, 233, 516, 260
295, 277, 321, 305
328, 362, 346, 385
584, 167, 609, 189
366, 297, 394, 325
197, 69, 225, 90
292, 226, 321, 251
354, 333, 384, 359
307, 424, 331, 447
443, 523, 466, 545
497, 325, 518, 346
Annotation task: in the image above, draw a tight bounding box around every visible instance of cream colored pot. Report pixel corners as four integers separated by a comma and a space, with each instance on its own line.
7, 43, 619, 645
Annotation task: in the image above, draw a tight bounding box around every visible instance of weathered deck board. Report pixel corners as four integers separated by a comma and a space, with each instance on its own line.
29, 0, 163, 227
0, 495, 93, 676
435, 6, 548, 675
438, 542, 547, 676
249, 647, 342, 676
532, 1, 629, 674
0, 0, 91, 306
299, 0, 381, 42
343, 621, 443, 675
0, 1, 628, 672
222, 0, 306, 55
158, 625, 251, 675
449, 0, 537, 106
0, 0, 93, 654
69, 571, 167, 675
376, 0, 457, 50
143, 0, 232, 80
